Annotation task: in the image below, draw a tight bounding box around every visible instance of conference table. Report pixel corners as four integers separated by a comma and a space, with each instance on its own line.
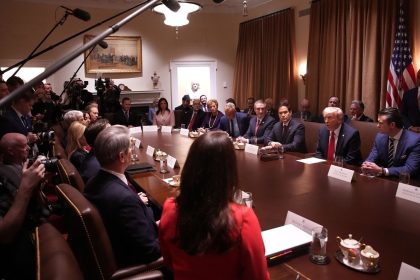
127, 131, 420, 280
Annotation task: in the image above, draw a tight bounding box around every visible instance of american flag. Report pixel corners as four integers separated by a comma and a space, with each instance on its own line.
386, 1, 416, 109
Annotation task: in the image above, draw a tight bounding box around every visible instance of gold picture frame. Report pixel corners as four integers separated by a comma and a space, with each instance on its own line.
84, 35, 142, 74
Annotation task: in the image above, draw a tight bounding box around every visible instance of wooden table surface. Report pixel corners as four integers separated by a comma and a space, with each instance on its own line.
127, 132, 420, 280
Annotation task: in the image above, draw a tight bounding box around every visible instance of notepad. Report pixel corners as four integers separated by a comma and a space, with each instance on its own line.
262, 224, 312, 260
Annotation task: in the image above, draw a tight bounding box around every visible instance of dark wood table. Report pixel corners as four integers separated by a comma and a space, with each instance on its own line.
128, 132, 420, 280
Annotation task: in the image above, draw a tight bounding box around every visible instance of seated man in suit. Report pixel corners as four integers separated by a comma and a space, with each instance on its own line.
265, 104, 306, 153
86, 103, 100, 123
185, 99, 205, 131
349, 100, 373, 122
237, 99, 275, 144
219, 102, 250, 138
243, 97, 256, 116
174, 95, 192, 128
113, 97, 141, 127
362, 108, 420, 178
315, 107, 362, 165
401, 69, 420, 132
84, 125, 160, 267
292, 98, 313, 121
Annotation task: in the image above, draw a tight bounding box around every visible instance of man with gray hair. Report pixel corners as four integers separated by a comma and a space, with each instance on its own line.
84, 125, 160, 267
349, 100, 373, 122
219, 102, 249, 137
315, 107, 362, 165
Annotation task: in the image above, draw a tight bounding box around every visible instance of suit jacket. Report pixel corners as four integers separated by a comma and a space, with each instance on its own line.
401, 87, 420, 128
185, 109, 205, 131
113, 109, 141, 127
219, 112, 250, 137
80, 150, 100, 183
358, 114, 374, 122
174, 105, 193, 126
84, 170, 160, 267
315, 123, 362, 165
243, 115, 275, 144
265, 118, 306, 153
0, 107, 33, 139
366, 130, 420, 177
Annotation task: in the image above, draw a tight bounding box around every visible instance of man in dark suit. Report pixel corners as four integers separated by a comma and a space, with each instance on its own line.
349, 100, 373, 122
243, 97, 256, 116
174, 95, 192, 128
401, 70, 420, 132
265, 104, 306, 153
292, 98, 313, 121
315, 107, 362, 165
113, 97, 141, 127
362, 108, 420, 178
219, 102, 250, 137
84, 125, 160, 267
238, 99, 275, 144
0, 89, 38, 144
185, 99, 205, 131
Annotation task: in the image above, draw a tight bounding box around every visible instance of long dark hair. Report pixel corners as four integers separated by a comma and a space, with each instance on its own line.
156, 97, 170, 115
176, 131, 239, 255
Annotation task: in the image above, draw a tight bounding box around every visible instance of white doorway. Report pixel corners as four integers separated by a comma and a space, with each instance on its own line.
169, 60, 217, 108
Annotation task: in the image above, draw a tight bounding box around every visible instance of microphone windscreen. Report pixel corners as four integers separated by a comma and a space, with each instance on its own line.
213, 0, 225, 3
161, 0, 180, 12
72, 8, 91, 21
98, 40, 108, 49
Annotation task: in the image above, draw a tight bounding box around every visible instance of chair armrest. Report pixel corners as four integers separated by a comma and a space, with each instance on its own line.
116, 270, 163, 280
110, 258, 164, 280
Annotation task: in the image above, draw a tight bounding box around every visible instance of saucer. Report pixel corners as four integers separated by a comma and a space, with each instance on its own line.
169, 181, 180, 187
335, 250, 380, 274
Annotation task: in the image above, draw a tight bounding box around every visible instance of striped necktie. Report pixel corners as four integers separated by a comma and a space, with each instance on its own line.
388, 137, 395, 167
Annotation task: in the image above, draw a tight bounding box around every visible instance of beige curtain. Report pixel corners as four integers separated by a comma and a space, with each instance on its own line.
306, 0, 412, 118
233, 9, 297, 110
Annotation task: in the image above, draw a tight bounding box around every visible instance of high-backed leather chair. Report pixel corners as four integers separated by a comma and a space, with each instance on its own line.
35, 223, 83, 280
55, 183, 163, 280
349, 120, 378, 160
303, 121, 323, 154
57, 159, 85, 192
174, 110, 183, 128
52, 139, 67, 160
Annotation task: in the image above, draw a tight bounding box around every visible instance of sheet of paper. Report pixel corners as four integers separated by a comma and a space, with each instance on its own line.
146, 146, 155, 157
143, 125, 158, 132
161, 126, 172, 133
167, 155, 177, 168
285, 211, 322, 235
180, 128, 189, 136
296, 157, 326, 164
328, 165, 354, 182
398, 262, 420, 280
244, 143, 259, 155
396, 183, 420, 204
129, 126, 142, 134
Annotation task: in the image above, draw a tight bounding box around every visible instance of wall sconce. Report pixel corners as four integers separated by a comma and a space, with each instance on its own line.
243, 0, 248, 17
153, 2, 201, 27
298, 61, 307, 85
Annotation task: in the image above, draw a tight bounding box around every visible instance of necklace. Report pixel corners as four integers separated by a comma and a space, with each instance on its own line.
208, 113, 218, 129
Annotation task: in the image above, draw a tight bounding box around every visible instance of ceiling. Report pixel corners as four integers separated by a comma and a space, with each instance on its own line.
12, 0, 274, 14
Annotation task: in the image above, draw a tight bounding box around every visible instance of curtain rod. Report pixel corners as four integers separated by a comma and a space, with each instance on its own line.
240, 7, 292, 25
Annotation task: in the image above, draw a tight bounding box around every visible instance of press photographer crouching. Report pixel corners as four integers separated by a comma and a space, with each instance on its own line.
66, 78, 93, 110
0, 133, 50, 279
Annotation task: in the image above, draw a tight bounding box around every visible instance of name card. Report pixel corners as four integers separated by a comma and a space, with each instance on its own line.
129, 126, 142, 134
146, 146, 155, 157
328, 165, 354, 183
167, 155, 179, 169
396, 183, 420, 204
135, 138, 141, 149
244, 144, 259, 155
398, 262, 420, 280
143, 125, 158, 132
161, 126, 172, 134
180, 128, 189, 136
285, 211, 322, 235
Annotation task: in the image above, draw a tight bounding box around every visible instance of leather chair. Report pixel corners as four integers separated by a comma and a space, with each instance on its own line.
303, 121, 323, 155
52, 139, 67, 160
349, 120, 378, 160
174, 110, 183, 128
35, 223, 83, 280
55, 183, 163, 280
57, 159, 85, 192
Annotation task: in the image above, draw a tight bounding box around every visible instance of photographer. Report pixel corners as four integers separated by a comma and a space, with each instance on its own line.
102, 78, 121, 114
67, 78, 93, 110
0, 133, 48, 279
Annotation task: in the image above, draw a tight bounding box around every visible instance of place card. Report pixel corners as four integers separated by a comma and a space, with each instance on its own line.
146, 146, 155, 157
396, 183, 420, 204
327, 165, 354, 183
142, 125, 158, 132
167, 155, 179, 169
244, 143, 259, 155
285, 211, 322, 235
129, 126, 142, 134
135, 138, 141, 148
398, 262, 420, 280
296, 157, 326, 164
180, 128, 189, 136
161, 126, 172, 134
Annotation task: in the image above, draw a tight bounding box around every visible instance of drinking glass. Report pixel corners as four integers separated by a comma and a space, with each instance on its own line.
130, 138, 139, 162
242, 192, 253, 208
334, 156, 344, 167
278, 146, 284, 159
310, 227, 330, 265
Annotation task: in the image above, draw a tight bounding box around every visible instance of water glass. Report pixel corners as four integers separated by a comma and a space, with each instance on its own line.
399, 172, 410, 184
278, 146, 284, 159
334, 156, 344, 167
310, 227, 330, 265
242, 192, 253, 208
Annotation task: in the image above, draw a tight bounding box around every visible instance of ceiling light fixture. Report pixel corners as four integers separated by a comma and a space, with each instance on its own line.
153, 1, 201, 27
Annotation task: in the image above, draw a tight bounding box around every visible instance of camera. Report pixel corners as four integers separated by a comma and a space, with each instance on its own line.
28, 156, 59, 173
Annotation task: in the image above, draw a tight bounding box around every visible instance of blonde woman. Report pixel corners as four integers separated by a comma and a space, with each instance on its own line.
66, 121, 88, 171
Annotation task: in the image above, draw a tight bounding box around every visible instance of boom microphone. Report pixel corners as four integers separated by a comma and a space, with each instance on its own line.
60, 6, 91, 21
98, 40, 108, 49
161, 0, 180, 12
213, 0, 225, 3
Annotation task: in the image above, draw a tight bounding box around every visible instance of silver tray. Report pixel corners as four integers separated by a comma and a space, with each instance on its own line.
335, 250, 380, 274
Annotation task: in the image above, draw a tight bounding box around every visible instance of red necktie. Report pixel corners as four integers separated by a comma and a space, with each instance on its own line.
188, 112, 197, 131
255, 119, 261, 136
327, 131, 335, 161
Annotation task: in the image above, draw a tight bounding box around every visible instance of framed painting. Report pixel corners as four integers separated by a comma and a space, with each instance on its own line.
84, 35, 142, 74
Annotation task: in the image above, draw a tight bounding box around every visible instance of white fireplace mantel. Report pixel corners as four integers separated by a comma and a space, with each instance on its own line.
120, 90, 162, 107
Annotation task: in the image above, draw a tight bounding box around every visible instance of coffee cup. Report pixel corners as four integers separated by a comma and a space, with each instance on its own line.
360, 245, 379, 270
172, 175, 181, 185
